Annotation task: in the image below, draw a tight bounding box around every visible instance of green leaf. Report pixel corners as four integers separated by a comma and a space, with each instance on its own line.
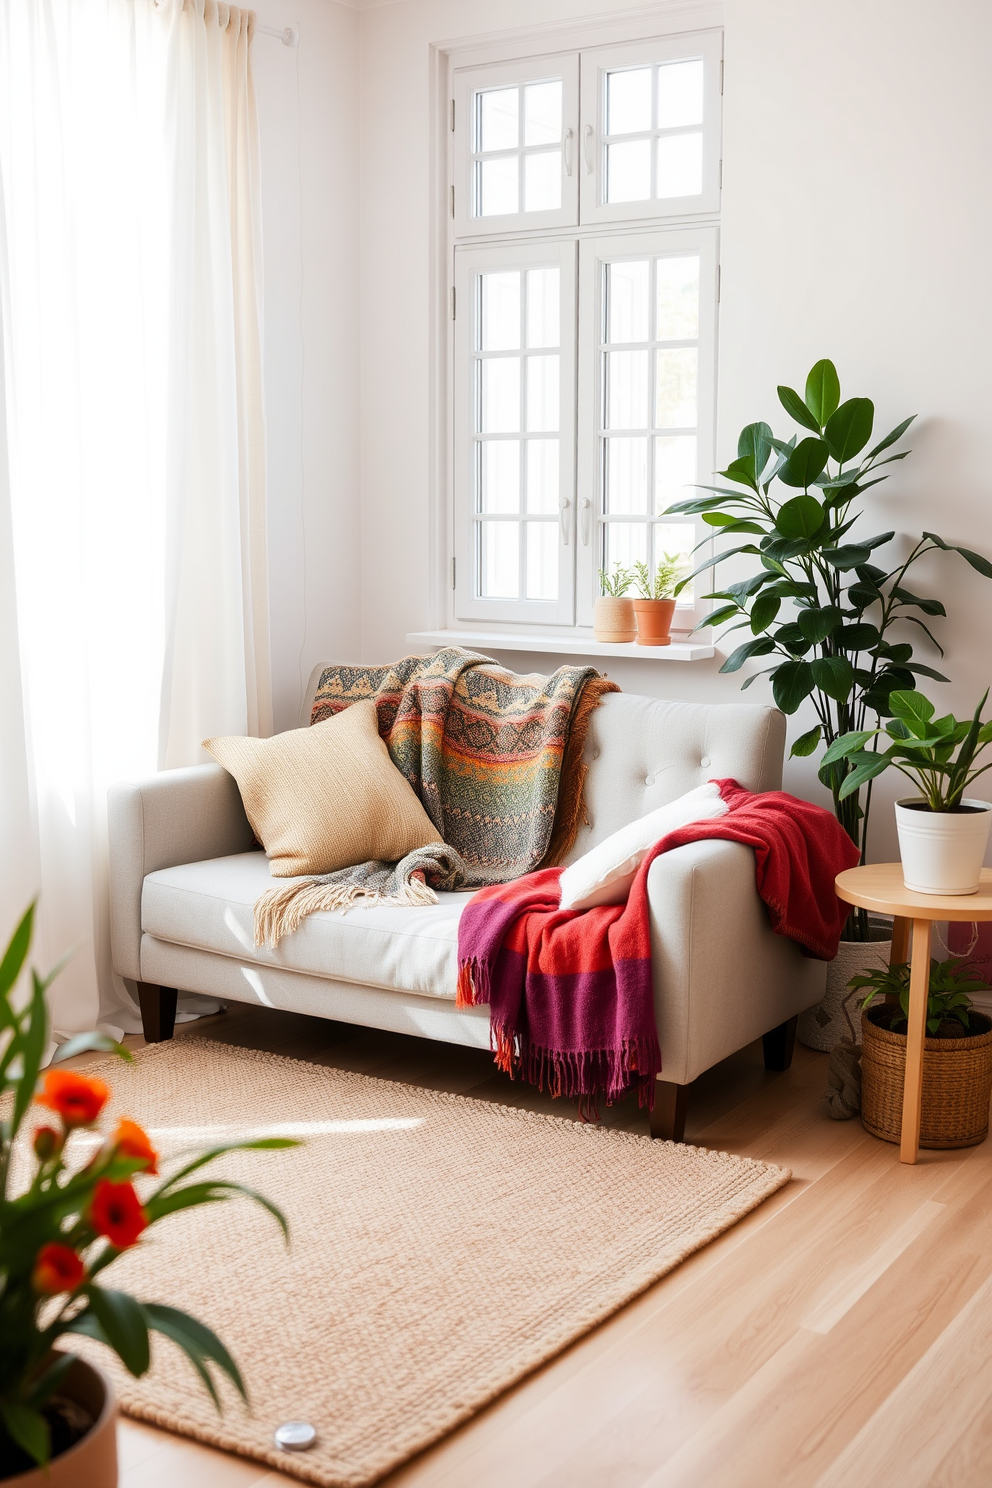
737, 421, 774, 482
775, 492, 825, 539
718, 459, 759, 490
824, 397, 875, 461
804, 359, 840, 427
0, 1400, 49, 1468
143, 1303, 247, 1409
889, 689, 935, 733
151, 1139, 300, 1195
771, 660, 815, 713
838, 752, 892, 800
922, 532, 992, 580
719, 636, 777, 674
10, 970, 50, 1143
867, 414, 916, 459
890, 586, 946, 617
904, 662, 951, 684
749, 594, 781, 634
790, 725, 822, 758
847, 580, 883, 609
81, 1288, 151, 1377
796, 606, 842, 644
835, 623, 881, 651
821, 729, 880, 765
810, 654, 855, 702
778, 439, 830, 491
0, 902, 34, 1002
699, 604, 740, 630
777, 384, 821, 433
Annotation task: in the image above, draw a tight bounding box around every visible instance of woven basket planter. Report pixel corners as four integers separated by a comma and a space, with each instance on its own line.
798, 920, 892, 1051
861, 1008, 992, 1149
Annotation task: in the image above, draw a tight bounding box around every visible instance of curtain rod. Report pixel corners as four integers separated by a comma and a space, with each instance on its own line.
255, 22, 299, 45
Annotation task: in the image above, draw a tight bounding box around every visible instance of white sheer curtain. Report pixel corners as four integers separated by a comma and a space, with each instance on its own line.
0, 0, 270, 1036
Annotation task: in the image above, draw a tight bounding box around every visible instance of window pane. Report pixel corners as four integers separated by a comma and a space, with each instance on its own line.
606, 139, 651, 203
481, 521, 519, 597
526, 354, 559, 432
655, 348, 697, 427
481, 271, 520, 351
606, 67, 651, 134
654, 435, 697, 513
656, 256, 699, 341
606, 349, 648, 429
481, 440, 520, 513
481, 357, 520, 432
656, 59, 704, 128
526, 267, 559, 348
526, 521, 558, 599
605, 522, 648, 571
524, 150, 562, 212
524, 80, 561, 145
606, 260, 649, 344
526, 440, 558, 513
479, 87, 518, 152
478, 156, 518, 216
656, 132, 703, 198
605, 437, 648, 514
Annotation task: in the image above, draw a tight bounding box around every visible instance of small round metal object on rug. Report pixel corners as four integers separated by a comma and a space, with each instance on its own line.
274, 1421, 317, 1451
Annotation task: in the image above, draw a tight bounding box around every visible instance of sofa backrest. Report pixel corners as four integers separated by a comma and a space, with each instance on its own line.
566, 693, 785, 863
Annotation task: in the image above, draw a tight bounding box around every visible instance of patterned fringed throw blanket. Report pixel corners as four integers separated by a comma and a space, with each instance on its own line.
254, 647, 618, 947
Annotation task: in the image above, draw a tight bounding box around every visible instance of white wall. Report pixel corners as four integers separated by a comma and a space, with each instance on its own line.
254, 0, 361, 732
355, 0, 992, 859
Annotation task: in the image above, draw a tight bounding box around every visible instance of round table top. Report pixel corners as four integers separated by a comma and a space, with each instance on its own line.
835, 863, 992, 920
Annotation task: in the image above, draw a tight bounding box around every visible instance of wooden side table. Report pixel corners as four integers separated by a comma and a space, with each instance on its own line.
835, 864, 992, 1164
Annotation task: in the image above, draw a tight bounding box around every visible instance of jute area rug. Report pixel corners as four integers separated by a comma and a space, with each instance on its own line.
74, 1038, 790, 1487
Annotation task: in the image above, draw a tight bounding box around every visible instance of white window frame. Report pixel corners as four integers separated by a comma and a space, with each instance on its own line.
575, 225, 719, 633
452, 55, 580, 239
579, 32, 723, 226
453, 239, 578, 626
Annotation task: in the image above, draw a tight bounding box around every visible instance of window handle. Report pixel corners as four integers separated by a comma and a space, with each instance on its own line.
563, 127, 574, 177
583, 124, 595, 174
579, 497, 592, 546
559, 497, 573, 546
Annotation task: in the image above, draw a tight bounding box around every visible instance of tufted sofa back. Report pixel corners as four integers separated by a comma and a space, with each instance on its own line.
565, 693, 786, 863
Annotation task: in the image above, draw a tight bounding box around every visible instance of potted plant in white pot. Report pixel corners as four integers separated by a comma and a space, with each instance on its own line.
664, 358, 992, 1046
0, 905, 297, 1486
631, 554, 689, 646
824, 688, 992, 894
594, 564, 635, 643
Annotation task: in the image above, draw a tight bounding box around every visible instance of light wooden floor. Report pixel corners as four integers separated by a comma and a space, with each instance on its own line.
99, 1003, 992, 1488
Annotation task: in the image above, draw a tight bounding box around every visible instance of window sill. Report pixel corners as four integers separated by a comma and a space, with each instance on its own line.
407, 629, 715, 663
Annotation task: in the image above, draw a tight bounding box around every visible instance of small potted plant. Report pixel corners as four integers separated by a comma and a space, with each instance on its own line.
594, 564, 635, 643
849, 955, 992, 1148
0, 905, 297, 1485
824, 688, 992, 894
631, 554, 688, 646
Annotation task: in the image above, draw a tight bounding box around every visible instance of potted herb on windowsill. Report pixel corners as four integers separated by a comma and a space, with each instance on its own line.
632, 554, 688, 646
825, 688, 992, 895
0, 905, 298, 1486
664, 358, 992, 1046
594, 564, 635, 643
849, 955, 992, 1148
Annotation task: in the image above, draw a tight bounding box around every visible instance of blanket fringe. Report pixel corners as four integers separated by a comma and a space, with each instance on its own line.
488, 1020, 660, 1117
255, 874, 438, 949
455, 957, 492, 1009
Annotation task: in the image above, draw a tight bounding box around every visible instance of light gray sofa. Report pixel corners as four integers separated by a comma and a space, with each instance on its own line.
108, 688, 825, 1139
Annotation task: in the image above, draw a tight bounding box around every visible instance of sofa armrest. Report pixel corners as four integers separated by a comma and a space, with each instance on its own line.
108, 765, 254, 981
647, 837, 826, 1085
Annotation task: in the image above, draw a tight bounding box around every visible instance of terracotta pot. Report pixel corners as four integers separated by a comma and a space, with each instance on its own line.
593, 595, 635, 643
797, 919, 892, 1050
5, 1356, 117, 1487
861, 1008, 992, 1149
633, 597, 676, 646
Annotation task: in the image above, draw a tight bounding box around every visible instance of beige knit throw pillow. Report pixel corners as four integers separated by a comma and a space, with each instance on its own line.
203, 700, 442, 878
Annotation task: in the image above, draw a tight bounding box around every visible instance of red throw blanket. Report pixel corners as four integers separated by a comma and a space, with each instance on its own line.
456, 779, 861, 1113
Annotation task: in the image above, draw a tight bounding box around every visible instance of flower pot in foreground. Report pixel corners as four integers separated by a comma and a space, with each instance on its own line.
633, 598, 676, 646
4, 1356, 117, 1488
797, 920, 892, 1050
895, 797, 992, 895
861, 1007, 992, 1149
593, 595, 635, 643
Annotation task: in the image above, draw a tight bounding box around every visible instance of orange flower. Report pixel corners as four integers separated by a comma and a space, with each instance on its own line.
38, 1069, 110, 1128
32, 1242, 85, 1295
113, 1118, 158, 1176
90, 1178, 148, 1249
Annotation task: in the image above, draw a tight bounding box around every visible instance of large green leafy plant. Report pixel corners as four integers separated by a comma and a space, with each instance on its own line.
825, 688, 992, 810
667, 359, 992, 937
0, 905, 298, 1475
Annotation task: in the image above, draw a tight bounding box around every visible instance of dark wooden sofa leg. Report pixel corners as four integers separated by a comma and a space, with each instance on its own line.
650, 1079, 690, 1142
762, 1014, 798, 1072
136, 983, 178, 1043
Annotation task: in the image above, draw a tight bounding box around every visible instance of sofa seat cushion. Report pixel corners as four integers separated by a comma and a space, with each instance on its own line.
141, 853, 473, 1001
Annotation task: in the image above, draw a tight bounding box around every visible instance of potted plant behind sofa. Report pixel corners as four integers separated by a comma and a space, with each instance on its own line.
0, 905, 298, 1486
594, 564, 635, 643
825, 688, 992, 894
631, 554, 689, 646
662, 359, 992, 1046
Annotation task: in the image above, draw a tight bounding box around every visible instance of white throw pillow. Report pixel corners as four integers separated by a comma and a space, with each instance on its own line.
558, 782, 729, 911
